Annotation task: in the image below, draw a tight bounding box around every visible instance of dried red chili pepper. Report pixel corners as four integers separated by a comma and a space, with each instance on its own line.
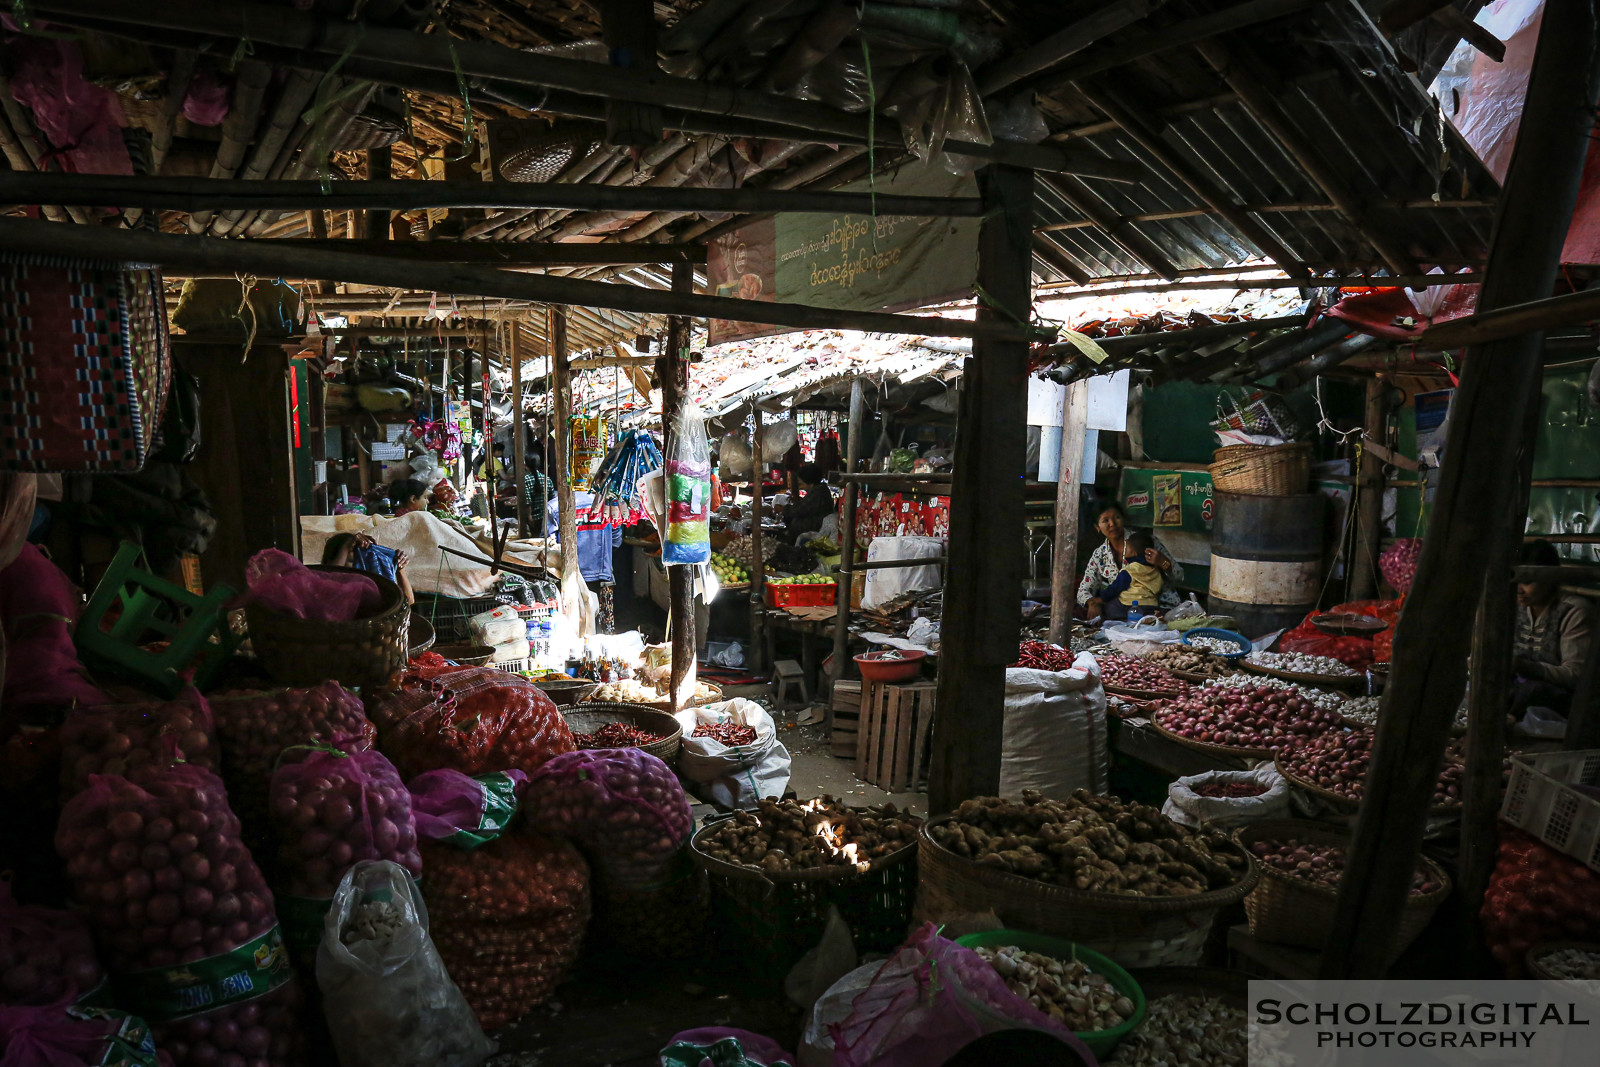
572, 722, 666, 749
691, 722, 757, 746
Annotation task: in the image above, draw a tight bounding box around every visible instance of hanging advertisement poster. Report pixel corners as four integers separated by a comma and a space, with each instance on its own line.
707, 166, 980, 344
1152, 472, 1183, 527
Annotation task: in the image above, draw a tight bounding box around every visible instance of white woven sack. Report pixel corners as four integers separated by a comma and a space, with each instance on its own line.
999, 651, 1108, 798
1162, 767, 1290, 829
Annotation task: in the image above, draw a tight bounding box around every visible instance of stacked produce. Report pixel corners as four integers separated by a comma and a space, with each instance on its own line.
722, 534, 775, 568
1201, 674, 1346, 714
1380, 538, 1422, 593
422, 832, 590, 1029
1192, 781, 1270, 799
692, 722, 755, 746
1247, 651, 1359, 678
1106, 995, 1246, 1067
1342, 695, 1471, 731
1277, 727, 1463, 806
1185, 636, 1244, 657
0, 882, 103, 1004
710, 552, 749, 585
367, 663, 574, 779
1246, 837, 1442, 895
55, 765, 302, 1066
211, 682, 375, 854
522, 749, 691, 888
1536, 947, 1600, 980
767, 574, 834, 587
1153, 685, 1346, 752
696, 798, 921, 873
571, 721, 668, 749
60, 691, 218, 797
1481, 829, 1600, 967
972, 944, 1134, 1032
927, 791, 1249, 895
268, 748, 422, 900
585, 680, 663, 704
1094, 652, 1189, 693
1012, 641, 1077, 672
1141, 644, 1238, 678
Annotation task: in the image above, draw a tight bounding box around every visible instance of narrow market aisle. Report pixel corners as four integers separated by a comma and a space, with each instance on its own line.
779, 721, 927, 812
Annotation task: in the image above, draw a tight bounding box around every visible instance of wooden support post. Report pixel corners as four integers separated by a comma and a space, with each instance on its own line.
364, 145, 392, 241
511, 323, 528, 539
1349, 376, 1388, 601
1566, 625, 1600, 750
830, 378, 868, 682
553, 309, 585, 633
928, 164, 1034, 813
1320, 0, 1600, 979
1048, 380, 1088, 645
749, 408, 767, 677
599, 0, 662, 147
663, 262, 698, 714
1458, 397, 1540, 938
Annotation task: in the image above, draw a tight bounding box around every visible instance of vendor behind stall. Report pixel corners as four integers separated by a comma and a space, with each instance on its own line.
321, 532, 415, 605
388, 478, 429, 517
1077, 502, 1183, 619
785, 463, 834, 541
1512, 539, 1593, 717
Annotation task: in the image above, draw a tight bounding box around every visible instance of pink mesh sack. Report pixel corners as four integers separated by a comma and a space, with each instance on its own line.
0, 882, 104, 1006
268, 747, 421, 900
59, 689, 217, 799
244, 549, 380, 622
408, 768, 526, 849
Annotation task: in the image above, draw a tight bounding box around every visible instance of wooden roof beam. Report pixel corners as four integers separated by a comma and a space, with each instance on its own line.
1041, 173, 1184, 279
978, 0, 1164, 98
30, 0, 1140, 182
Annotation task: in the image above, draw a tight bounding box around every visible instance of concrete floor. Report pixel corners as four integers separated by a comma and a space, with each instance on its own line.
777, 717, 927, 813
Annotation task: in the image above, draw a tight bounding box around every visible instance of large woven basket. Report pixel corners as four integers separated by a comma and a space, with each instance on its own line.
245, 566, 409, 690
562, 702, 682, 763
1209, 443, 1311, 496
915, 816, 1259, 969
1232, 820, 1449, 960
690, 819, 918, 985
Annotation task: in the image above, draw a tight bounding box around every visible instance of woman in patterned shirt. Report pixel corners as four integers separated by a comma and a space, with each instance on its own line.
1075, 502, 1184, 619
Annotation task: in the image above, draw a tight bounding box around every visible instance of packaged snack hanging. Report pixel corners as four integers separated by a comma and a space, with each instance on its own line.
663, 403, 712, 566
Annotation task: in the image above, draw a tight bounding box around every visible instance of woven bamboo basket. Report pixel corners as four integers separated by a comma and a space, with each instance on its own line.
433, 643, 495, 667
1525, 941, 1600, 980
915, 816, 1259, 969
690, 820, 918, 984
1241, 658, 1364, 691
563, 702, 682, 763
245, 566, 409, 690
1232, 820, 1450, 959
534, 677, 602, 706
1209, 443, 1311, 496
1149, 711, 1276, 761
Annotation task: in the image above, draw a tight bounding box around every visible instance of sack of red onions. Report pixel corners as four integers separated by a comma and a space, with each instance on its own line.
521, 748, 692, 890
366, 664, 573, 779
408, 768, 526, 850
1481, 828, 1600, 971
0, 1000, 174, 1067
0, 882, 104, 1006
422, 832, 590, 1029
211, 682, 374, 852
59, 689, 217, 799
54, 765, 304, 1067
268, 746, 422, 959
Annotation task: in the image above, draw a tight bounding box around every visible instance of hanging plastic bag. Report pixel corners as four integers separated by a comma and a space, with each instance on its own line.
720, 430, 755, 484
663, 404, 712, 566
758, 419, 798, 458
860, 535, 942, 610
316, 861, 494, 1067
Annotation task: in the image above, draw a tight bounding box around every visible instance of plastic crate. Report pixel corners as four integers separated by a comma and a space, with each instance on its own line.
1500, 750, 1600, 872
763, 581, 837, 609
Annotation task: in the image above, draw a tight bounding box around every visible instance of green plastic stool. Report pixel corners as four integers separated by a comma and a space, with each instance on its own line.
75, 542, 241, 696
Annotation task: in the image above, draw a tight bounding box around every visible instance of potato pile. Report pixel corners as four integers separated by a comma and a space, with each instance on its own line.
696, 797, 921, 873
974, 944, 1134, 1031
1141, 644, 1239, 679
928, 790, 1249, 896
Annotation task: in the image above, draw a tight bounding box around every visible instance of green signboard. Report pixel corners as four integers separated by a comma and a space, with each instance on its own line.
706, 166, 980, 344
1119, 468, 1215, 533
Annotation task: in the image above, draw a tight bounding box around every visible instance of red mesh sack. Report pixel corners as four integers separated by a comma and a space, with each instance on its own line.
1481, 827, 1600, 973
0, 882, 104, 1006
54, 766, 303, 1067
268, 747, 421, 900
211, 683, 374, 854
522, 748, 691, 890
59, 689, 217, 800
368, 665, 573, 779
422, 832, 589, 1029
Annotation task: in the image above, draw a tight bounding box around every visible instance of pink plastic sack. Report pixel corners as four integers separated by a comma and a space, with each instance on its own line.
59, 689, 217, 799
5, 37, 133, 177
179, 69, 229, 127
268, 747, 422, 899
0, 1000, 171, 1067
0, 883, 104, 1006
0, 545, 106, 715
830, 924, 1092, 1067
244, 549, 381, 622
408, 768, 526, 849
521, 749, 692, 889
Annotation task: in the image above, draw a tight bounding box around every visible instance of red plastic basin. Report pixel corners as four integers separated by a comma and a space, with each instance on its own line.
854, 649, 926, 683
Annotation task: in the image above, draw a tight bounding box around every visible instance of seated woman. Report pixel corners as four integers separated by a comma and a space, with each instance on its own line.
1512, 539, 1593, 718
1097, 528, 1166, 621
1076, 502, 1183, 620
322, 532, 414, 605
388, 477, 429, 517
785, 462, 835, 543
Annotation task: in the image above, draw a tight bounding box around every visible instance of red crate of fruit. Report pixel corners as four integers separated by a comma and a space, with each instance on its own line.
764, 581, 837, 608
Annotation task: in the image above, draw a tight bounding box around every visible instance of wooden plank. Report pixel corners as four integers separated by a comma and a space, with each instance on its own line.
977, 0, 1161, 97
929, 164, 1034, 812
890, 689, 914, 792
1421, 285, 1600, 349
1349, 377, 1388, 601
1049, 380, 1089, 644
911, 685, 936, 790
1321, 0, 1600, 979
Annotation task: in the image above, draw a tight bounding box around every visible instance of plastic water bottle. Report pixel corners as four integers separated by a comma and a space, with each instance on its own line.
1127, 599, 1143, 623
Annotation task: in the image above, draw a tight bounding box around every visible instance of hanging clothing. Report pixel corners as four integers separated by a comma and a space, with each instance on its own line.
547, 491, 623, 583
815, 431, 842, 474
